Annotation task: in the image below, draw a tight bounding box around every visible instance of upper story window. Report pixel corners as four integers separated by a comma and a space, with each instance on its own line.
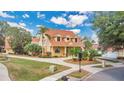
75, 38, 77, 42
67, 37, 69, 40
57, 37, 61, 42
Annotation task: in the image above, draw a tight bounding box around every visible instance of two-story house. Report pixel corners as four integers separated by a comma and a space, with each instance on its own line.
32, 29, 84, 57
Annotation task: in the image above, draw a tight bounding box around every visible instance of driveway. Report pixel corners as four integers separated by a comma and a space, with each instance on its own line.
0, 63, 10, 81
86, 67, 124, 81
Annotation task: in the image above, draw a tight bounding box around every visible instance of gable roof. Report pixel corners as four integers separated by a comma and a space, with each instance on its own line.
44, 29, 76, 37
44, 29, 83, 47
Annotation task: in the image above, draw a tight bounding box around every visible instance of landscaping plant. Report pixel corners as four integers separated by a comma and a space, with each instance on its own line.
82, 50, 90, 60
24, 43, 42, 56
89, 49, 98, 61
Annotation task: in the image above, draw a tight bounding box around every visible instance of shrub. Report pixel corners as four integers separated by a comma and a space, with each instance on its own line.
69, 48, 81, 57
89, 49, 98, 61
82, 50, 89, 60
46, 52, 51, 57
24, 43, 42, 56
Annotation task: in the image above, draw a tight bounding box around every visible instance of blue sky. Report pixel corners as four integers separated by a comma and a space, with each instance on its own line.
0, 11, 98, 42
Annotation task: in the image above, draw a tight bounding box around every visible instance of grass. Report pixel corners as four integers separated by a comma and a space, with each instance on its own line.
65, 59, 100, 65
0, 56, 6, 61
93, 64, 113, 68
57, 70, 90, 81
68, 70, 90, 78
2, 58, 69, 81
0, 58, 6, 61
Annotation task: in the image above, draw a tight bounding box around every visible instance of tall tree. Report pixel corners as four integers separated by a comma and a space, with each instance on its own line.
83, 37, 92, 50
0, 21, 10, 46
6, 27, 31, 54
38, 26, 48, 55
93, 11, 124, 50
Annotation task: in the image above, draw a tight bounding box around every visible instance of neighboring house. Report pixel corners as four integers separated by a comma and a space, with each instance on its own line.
104, 47, 124, 58
116, 48, 124, 58
5, 37, 14, 54
92, 43, 100, 50
32, 29, 84, 57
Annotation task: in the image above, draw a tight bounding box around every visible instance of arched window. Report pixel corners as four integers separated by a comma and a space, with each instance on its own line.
55, 47, 60, 53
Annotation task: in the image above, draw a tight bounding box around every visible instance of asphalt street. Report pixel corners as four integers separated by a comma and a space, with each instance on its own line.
86, 67, 124, 81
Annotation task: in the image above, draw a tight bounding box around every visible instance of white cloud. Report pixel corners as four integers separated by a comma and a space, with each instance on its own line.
37, 12, 45, 19
69, 29, 81, 34
50, 17, 68, 25
91, 31, 99, 44
25, 28, 34, 34
50, 14, 88, 28
7, 22, 26, 28
0, 11, 15, 18
7, 21, 34, 34
36, 25, 41, 27
22, 14, 29, 18
68, 15, 88, 27
19, 22, 26, 27
7, 22, 19, 27
62, 13, 67, 17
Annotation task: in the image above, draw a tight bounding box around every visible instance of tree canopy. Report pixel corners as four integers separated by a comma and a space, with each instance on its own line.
83, 37, 92, 50
0, 21, 10, 46
6, 27, 32, 54
93, 12, 124, 50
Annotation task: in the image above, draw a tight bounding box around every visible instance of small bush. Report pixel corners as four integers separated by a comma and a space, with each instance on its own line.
82, 50, 89, 60
46, 52, 51, 57
24, 43, 42, 56
72, 58, 78, 61
89, 49, 98, 61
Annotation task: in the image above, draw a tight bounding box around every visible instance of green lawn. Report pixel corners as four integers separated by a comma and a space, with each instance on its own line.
2, 58, 69, 81
57, 70, 90, 81
68, 70, 90, 78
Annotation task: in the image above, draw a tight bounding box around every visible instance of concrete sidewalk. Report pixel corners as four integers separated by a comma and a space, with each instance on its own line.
0, 63, 11, 81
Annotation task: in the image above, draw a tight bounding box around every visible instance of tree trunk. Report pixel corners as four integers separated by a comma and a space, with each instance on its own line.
41, 34, 44, 56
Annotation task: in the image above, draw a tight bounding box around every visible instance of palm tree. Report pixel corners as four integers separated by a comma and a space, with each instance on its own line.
38, 26, 48, 56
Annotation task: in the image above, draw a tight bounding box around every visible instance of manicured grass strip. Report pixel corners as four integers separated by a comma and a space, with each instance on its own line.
93, 64, 113, 68
57, 70, 90, 81
2, 58, 69, 81
68, 70, 90, 78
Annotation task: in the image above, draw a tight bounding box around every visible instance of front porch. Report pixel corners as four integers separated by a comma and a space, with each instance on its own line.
50, 46, 79, 57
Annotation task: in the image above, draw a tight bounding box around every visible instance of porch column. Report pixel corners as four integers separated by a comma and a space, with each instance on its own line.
51, 46, 54, 56
64, 47, 67, 57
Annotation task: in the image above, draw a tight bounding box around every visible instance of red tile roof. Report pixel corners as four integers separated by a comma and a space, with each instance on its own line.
44, 29, 76, 37
32, 37, 40, 43
45, 29, 83, 47
31, 29, 83, 47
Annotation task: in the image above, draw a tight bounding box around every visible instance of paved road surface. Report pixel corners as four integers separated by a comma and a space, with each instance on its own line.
0, 63, 10, 81
86, 67, 124, 81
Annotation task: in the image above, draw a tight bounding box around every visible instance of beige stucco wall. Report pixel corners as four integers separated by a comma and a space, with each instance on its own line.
51, 47, 66, 57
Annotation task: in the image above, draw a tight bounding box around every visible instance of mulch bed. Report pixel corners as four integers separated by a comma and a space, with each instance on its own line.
64, 59, 100, 65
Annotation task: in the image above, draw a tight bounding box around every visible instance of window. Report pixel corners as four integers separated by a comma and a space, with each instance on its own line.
67, 38, 69, 40
75, 38, 77, 42
57, 37, 61, 41
55, 47, 60, 53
